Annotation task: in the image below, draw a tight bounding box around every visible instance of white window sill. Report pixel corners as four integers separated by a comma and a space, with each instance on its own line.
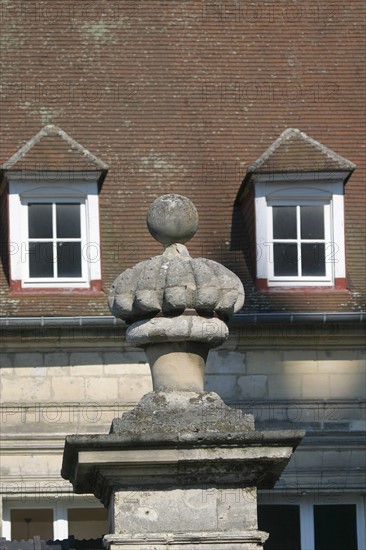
21, 280, 91, 289
267, 279, 334, 288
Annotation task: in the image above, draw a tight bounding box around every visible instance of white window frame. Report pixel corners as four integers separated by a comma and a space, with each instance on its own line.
258, 493, 366, 550
267, 199, 332, 285
24, 198, 88, 285
254, 173, 347, 287
8, 173, 102, 289
2, 497, 107, 540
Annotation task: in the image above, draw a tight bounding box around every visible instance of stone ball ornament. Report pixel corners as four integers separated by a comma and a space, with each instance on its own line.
108, 194, 245, 391
147, 194, 199, 245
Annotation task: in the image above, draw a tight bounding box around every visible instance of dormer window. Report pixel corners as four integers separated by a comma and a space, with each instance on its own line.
236, 129, 356, 290
1, 125, 108, 291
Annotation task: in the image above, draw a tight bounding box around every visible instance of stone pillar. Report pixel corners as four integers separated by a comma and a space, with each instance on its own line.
61, 195, 304, 549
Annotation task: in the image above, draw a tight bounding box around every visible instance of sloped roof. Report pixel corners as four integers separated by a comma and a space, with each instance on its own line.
0, 4, 364, 316
1, 124, 109, 172
247, 128, 356, 174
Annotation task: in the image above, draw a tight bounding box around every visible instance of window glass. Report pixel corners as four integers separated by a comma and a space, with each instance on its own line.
28, 203, 52, 238
258, 505, 301, 550
68, 508, 108, 538
57, 242, 82, 277
273, 243, 298, 276
300, 206, 324, 239
271, 204, 328, 279
29, 242, 54, 278
27, 202, 82, 280
301, 243, 326, 276
11, 509, 53, 539
273, 206, 297, 239
56, 203, 81, 238
314, 504, 357, 550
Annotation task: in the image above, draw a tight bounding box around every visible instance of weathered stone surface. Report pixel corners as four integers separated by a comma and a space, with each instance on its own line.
127, 315, 228, 346
145, 342, 207, 391
110, 391, 255, 435
61, 428, 304, 500
108, 251, 245, 324
108, 194, 244, 329
61, 193, 305, 549
107, 193, 246, 401
113, 488, 219, 533
104, 531, 269, 550
146, 194, 199, 246
112, 486, 258, 533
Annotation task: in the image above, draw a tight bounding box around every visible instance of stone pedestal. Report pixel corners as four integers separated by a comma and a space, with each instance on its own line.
62, 195, 304, 547
62, 392, 303, 549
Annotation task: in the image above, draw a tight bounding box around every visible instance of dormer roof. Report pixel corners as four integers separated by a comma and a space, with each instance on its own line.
235, 128, 356, 204
1, 124, 108, 174
247, 128, 356, 174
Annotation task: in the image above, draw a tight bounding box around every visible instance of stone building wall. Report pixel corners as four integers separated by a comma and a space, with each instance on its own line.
1, 323, 364, 516
1, 323, 364, 427
2, 343, 364, 409
1, 337, 364, 424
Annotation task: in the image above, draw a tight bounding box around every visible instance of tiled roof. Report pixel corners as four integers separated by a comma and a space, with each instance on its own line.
0, 0, 364, 317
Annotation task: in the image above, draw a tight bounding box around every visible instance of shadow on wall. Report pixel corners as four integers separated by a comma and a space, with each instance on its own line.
230, 202, 256, 282
0, 185, 10, 284
204, 348, 365, 430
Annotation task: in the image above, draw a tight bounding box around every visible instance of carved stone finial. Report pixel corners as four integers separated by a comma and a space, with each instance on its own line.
108, 194, 244, 392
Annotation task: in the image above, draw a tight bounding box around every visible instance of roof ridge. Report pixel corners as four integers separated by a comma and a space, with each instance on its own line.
1, 124, 109, 170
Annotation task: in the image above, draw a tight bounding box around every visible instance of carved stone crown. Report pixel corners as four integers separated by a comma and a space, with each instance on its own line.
108, 243, 244, 322
108, 194, 245, 391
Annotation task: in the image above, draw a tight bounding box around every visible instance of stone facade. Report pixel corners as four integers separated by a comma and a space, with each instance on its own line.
1, 323, 364, 491
1, 323, 365, 541
2, 335, 365, 413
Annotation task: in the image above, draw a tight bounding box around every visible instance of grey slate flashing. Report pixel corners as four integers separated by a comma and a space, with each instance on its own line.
0, 312, 364, 329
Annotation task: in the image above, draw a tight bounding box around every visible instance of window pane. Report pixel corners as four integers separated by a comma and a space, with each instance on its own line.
301, 243, 326, 276
29, 242, 54, 278
314, 505, 357, 550
273, 243, 298, 276
28, 203, 52, 238
11, 509, 53, 539
258, 505, 301, 550
57, 242, 82, 277
273, 206, 297, 239
56, 203, 81, 238
301, 206, 324, 239
68, 508, 108, 538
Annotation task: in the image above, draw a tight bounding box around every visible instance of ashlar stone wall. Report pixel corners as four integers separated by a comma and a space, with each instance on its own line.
0, 322, 365, 516
1, 323, 365, 434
